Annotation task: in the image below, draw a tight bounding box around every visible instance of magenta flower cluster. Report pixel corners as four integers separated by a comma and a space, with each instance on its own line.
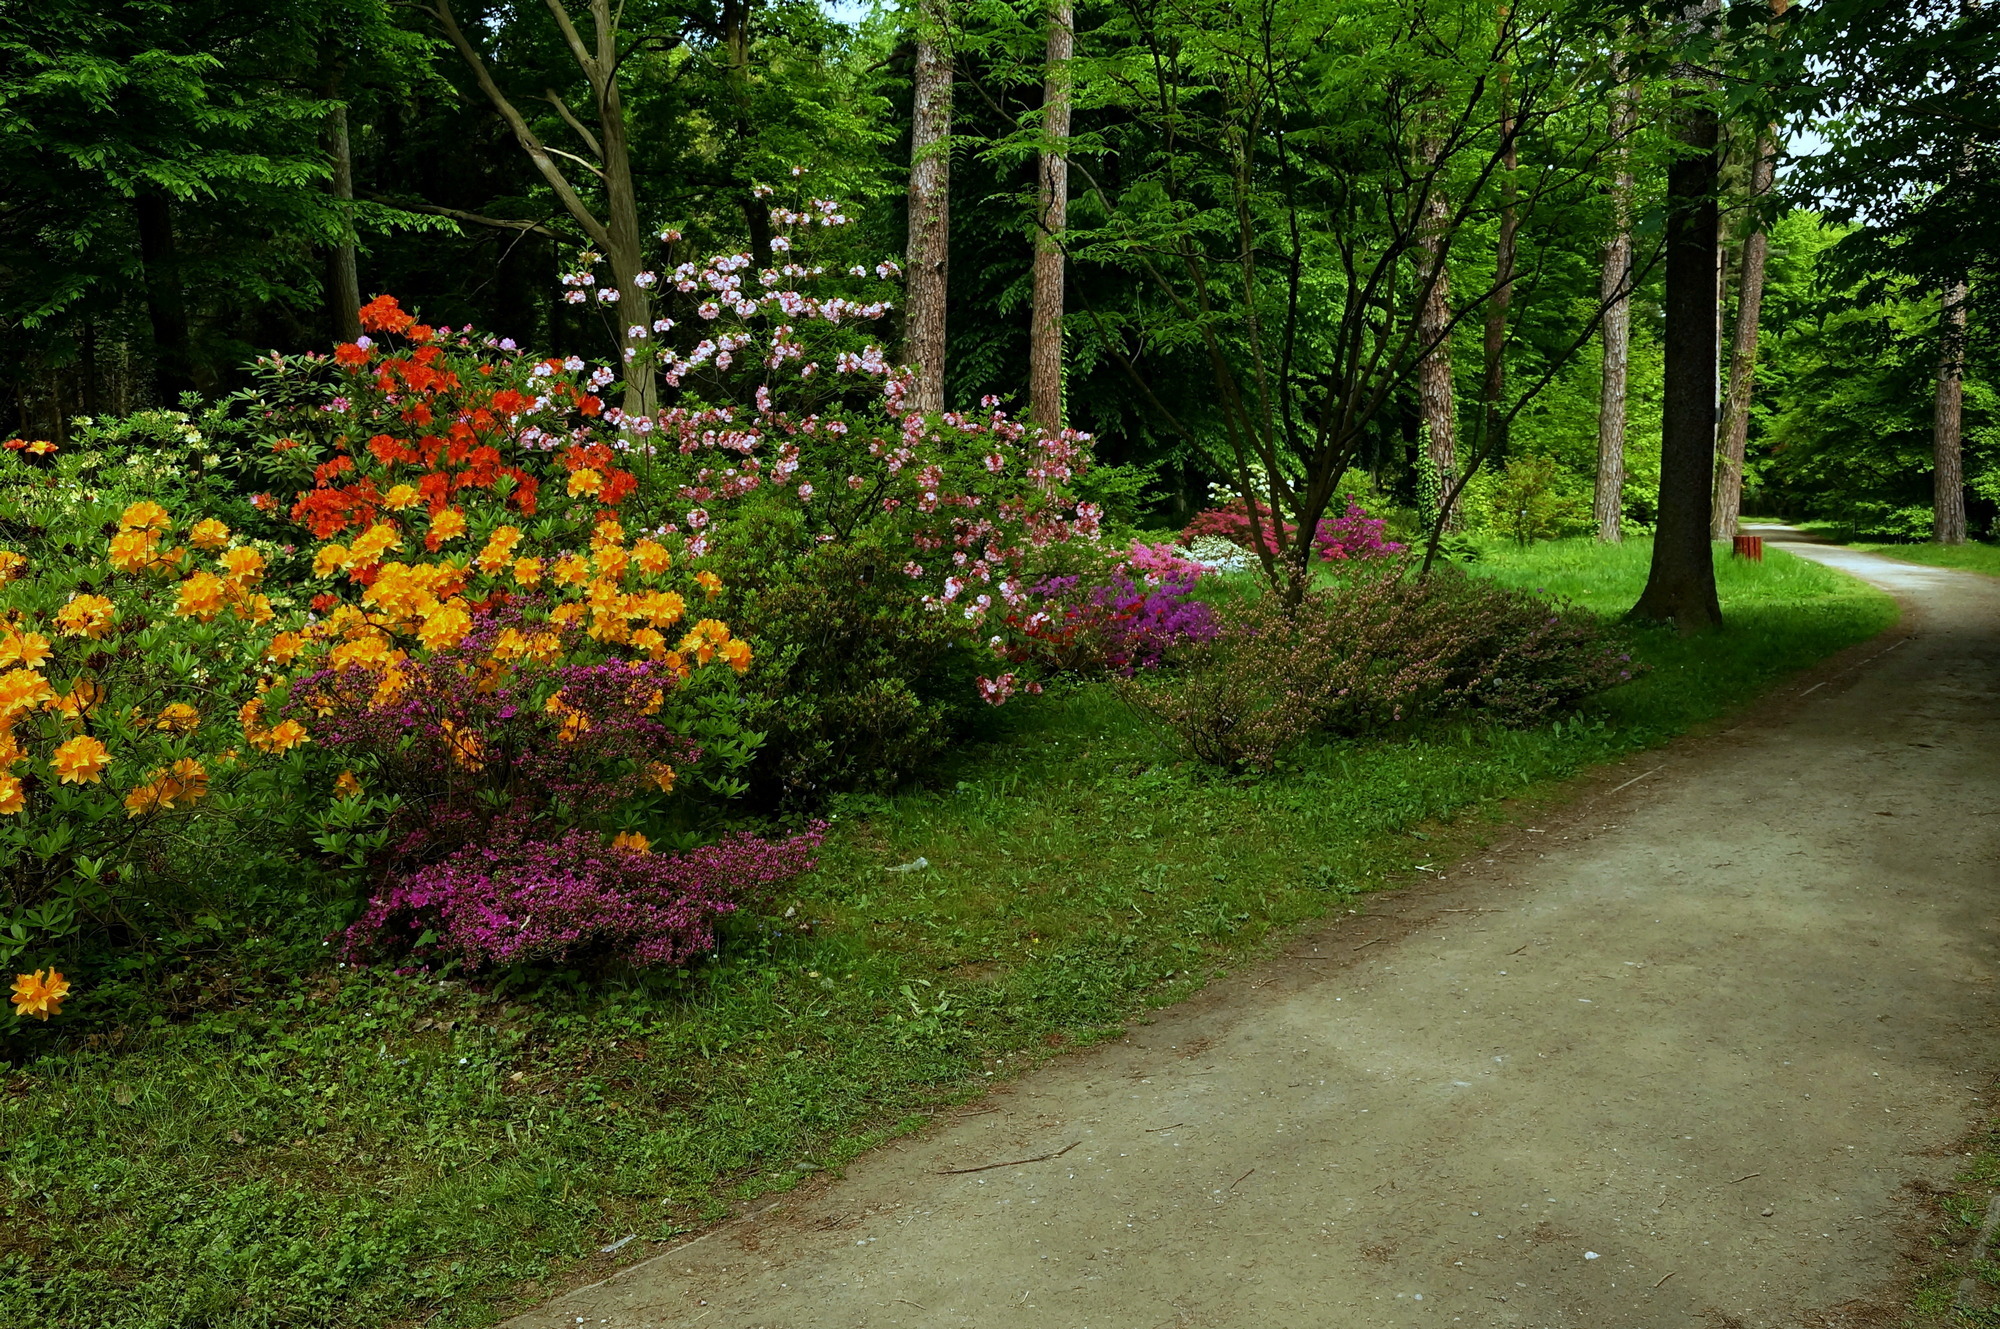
1181, 496, 1403, 562
1007, 572, 1220, 676
345, 823, 824, 969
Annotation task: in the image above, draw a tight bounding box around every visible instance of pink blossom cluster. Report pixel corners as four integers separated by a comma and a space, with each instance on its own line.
1181, 497, 1404, 563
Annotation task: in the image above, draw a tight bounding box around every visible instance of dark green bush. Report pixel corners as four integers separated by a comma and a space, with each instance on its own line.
724, 538, 983, 801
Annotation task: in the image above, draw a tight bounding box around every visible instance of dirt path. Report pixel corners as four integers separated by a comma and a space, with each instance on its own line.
514, 535, 2000, 1329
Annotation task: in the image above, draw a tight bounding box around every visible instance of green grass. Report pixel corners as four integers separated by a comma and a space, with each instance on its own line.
0, 539, 1895, 1329
1890, 1117, 2000, 1325
1850, 540, 2000, 579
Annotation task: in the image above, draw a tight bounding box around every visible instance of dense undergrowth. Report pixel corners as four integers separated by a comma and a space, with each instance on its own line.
0, 539, 1893, 1329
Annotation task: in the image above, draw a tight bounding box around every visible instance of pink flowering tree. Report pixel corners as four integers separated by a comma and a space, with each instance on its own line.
554, 192, 1109, 710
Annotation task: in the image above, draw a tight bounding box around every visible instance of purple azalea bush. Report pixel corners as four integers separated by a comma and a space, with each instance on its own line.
1004, 570, 1221, 678
347, 823, 824, 970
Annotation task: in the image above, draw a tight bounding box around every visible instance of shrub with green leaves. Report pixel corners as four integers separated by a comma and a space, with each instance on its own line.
0, 450, 322, 1009
1123, 566, 1638, 769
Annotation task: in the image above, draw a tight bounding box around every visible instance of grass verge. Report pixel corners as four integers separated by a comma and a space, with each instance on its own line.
0, 539, 1894, 1329
1850, 540, 2000, 579
1894, 1117, 2000, 1325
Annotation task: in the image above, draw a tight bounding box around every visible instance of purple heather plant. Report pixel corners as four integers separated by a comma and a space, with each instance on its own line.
1007, 572, 1221, 677
344, 821, 824, 969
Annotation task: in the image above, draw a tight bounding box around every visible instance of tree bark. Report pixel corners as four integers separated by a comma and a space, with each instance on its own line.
1028, 0, 1073, 429
1480, 76, 1519, 463
1711, 128, 1775, 539
327, 99, 363, 343
1631, 8, 1724, 633
906, 0, 953, 415
1594, 76, 1638, 543
1933, 0, 1975, 546
134, 187, 212, 401
1935, 275, 1969, 544
1416, 139, 1459, 530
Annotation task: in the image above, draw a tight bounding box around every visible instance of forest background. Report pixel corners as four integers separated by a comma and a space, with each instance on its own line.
3, 0, 1993, 546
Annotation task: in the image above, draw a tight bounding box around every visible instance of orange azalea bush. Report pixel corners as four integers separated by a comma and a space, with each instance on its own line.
0, 450, 304, 978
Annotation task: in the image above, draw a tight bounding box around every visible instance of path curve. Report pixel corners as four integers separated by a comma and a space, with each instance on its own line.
516, 534, 2000, 1329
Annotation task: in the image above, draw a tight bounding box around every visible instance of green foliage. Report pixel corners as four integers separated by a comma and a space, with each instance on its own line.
1471, 454, 1591, 545
1755, 212, 1998, 537
722, 539, 983, 802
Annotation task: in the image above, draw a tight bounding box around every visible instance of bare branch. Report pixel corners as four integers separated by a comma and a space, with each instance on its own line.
367, 198, 566, 238
427, 0, 612, 250
544, 89, 604, 158
546, 146, 607, 179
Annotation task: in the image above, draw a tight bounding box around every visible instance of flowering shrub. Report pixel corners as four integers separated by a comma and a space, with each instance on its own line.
1003, 572, 1220, 680
1182, 535, 1254, 573
1125, 540, 1210, 584
431, 197, 1103, 796
1181, 496, 1403, 563
1123, 567, 1637, 769
345, 823, 822, 970
0, 454, 300, 977
241, 296, 830, 965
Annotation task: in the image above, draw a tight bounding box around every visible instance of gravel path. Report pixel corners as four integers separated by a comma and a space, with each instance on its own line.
514, 533, 2000, 1329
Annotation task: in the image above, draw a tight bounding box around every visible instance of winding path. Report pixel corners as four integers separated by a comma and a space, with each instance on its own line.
515, 533, 2000, 1329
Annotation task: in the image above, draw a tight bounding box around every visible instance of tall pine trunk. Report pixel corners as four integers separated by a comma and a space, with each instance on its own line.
1416, 138, 1459, 530
1028, 0, 1073, 428
1935, 276, 1969, 544
326, 97, 363, 343
1933, 0, 1975, 546
1594, 76, 1638, 543
906, 0, 953, 415
1630, 8, 1724, 633
1480, 82, 1519, 462
134, 187, 211, 401
1711, 125, 1776, 539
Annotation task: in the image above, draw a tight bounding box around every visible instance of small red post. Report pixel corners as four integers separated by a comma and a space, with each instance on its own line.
1732, 534, 1764, 561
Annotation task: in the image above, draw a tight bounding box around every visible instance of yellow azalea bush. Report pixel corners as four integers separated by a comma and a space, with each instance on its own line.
0, 453, 304, 979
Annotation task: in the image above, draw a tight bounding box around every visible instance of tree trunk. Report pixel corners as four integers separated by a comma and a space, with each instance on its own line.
1630, 73, 1723, 631
1480, 86, 1518, 462
586, 2, 655, 417
1933, 0, 1975, 546
1413, 132, 1459, 531
1594, 77, 1638, 543
430, 0, 654, 415
1028, 0, 1073, 429
1711, 129, 1776, 539
1935, 275, 1969, 544
134, 187, 210, 401
906, 0, 953, 415
327, 99, 363, 343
